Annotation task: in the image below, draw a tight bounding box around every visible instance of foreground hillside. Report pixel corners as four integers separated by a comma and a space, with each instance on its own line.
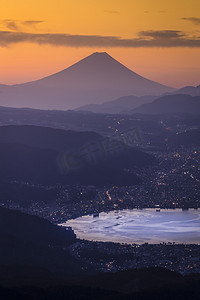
0, 206, 93, 276
0, 265, 199, 299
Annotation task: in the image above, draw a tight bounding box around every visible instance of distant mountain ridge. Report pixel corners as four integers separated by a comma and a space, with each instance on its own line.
0, 52, 174, 110
77, 95, 156, 114
132, 94, 200, 115
166, 85, 200, 97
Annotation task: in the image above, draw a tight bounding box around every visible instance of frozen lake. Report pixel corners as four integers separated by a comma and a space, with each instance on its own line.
61, 209, 200, 244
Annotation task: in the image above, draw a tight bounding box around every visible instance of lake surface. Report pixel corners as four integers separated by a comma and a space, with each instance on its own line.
61, 209, 200, 244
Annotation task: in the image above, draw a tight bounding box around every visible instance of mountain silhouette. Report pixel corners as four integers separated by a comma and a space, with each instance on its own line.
0, 52, 174, 110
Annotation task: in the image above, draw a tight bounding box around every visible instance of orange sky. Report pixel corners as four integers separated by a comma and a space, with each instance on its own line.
0, 0, 200, 88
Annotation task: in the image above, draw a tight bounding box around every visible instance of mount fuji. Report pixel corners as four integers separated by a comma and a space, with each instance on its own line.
0, 52, 175, 110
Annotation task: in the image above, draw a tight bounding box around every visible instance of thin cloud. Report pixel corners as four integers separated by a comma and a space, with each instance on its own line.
3, 19, 19, 31
139, 30, 186, 39
0, 30, 200, 48
1, 19, 44, 31
22, 20, 44, 27
105, 10, 120, 14
182, 17, 200, 25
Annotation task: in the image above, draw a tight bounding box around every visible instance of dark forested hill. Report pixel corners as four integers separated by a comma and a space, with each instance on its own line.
0, 206, 75, 247
0, 125, 102, 151
0, 206, 94, 275
0, 125, 155, 186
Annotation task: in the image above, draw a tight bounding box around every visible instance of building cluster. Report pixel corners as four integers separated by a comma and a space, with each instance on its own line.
69, 241, 200, 275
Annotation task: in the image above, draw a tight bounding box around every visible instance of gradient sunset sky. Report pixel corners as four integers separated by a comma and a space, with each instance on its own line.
0, 0, 200, 88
